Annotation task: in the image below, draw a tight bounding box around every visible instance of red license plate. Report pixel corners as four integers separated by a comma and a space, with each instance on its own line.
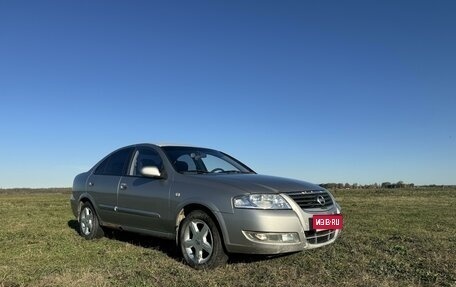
312, 214, 343, 230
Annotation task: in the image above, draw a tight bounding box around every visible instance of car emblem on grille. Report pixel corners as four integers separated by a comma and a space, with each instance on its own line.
316, 195, 326, 206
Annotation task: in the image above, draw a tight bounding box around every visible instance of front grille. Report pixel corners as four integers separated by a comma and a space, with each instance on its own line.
305, 229, 336, 244
284, 190, 333, 209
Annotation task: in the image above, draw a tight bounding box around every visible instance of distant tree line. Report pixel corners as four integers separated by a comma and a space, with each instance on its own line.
319, 181, 415, 189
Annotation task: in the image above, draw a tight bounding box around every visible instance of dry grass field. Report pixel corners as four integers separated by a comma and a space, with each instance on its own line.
0, 188, 455, 287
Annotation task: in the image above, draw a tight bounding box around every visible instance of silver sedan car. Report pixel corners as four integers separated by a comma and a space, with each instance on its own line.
70, 144, 342, 269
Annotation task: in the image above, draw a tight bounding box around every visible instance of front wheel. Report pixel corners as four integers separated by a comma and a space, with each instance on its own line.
179, 210, 228, 269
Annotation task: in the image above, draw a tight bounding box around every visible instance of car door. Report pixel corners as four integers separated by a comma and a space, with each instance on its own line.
116, 146, 173, 234
87, 147, 134, 226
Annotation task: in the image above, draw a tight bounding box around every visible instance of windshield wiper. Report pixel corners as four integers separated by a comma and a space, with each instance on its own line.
218, 170, 248, 174
183, 170, 210, 174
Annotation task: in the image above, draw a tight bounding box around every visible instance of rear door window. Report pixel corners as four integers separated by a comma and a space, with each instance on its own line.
94, 147, 134, 176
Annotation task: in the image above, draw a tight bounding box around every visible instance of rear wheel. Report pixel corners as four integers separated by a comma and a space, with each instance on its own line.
179, 210, 228, 269
79, 202, 104, 240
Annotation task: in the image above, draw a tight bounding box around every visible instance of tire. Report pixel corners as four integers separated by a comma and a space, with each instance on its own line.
78, 201, 104, 240
179, 210, 228, 269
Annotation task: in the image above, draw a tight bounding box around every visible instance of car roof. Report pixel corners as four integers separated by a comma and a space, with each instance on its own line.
155, 143, 193, 147
135, 143, 210, 149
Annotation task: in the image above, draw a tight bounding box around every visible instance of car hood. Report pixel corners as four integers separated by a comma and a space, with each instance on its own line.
185, 173, 323, 194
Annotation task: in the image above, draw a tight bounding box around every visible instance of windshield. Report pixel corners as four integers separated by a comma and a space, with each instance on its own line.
161, 146, 255, 174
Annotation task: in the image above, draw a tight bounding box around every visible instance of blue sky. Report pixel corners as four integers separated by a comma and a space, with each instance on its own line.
0, 1, 455, 188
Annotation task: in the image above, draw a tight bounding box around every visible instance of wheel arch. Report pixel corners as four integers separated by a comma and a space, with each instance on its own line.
76, 193, 97, 220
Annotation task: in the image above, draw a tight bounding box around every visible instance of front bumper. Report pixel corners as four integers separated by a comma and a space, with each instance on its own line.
221, 196, 341, 254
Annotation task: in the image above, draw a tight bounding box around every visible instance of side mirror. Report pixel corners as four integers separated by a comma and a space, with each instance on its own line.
140, 166, 162, 178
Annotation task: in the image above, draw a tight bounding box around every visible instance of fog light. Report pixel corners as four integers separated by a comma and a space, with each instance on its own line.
281, 233, 298, 242
243, 231, 300, 243
253, 233, 268, 241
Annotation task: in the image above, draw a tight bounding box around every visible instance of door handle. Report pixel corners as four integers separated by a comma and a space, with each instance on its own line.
120, 183, 127, 190
88, 182, 94, 187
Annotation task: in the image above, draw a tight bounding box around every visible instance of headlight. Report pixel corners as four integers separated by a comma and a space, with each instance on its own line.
233, 194, 291, 209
